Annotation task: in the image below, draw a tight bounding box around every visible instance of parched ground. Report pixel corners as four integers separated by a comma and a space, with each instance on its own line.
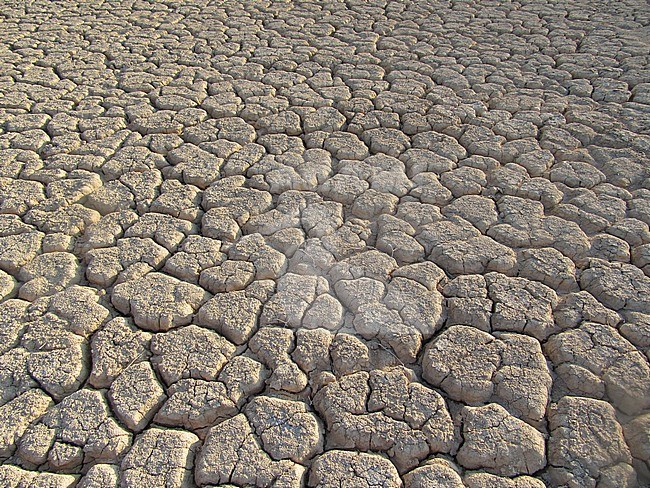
0, 0, 649, 486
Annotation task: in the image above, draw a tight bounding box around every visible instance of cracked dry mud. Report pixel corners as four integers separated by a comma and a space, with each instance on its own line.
0, 0, 649, 487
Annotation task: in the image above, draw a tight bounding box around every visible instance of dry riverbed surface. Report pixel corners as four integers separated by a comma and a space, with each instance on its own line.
0, 0, 649, 486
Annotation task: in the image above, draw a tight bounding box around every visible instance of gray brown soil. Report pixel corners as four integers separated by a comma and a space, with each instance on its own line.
0, 0, 649, 486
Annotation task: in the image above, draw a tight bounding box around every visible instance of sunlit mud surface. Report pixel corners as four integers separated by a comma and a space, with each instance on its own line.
0, 0, 649, 486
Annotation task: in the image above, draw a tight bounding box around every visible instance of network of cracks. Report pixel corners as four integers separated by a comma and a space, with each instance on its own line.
0, 0, 649, 486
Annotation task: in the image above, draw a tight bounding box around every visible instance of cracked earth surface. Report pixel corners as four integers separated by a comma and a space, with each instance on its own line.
0, 0, 649, 486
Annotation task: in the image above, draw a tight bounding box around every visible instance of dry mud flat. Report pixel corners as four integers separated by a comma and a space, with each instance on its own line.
0, 0, 649, 486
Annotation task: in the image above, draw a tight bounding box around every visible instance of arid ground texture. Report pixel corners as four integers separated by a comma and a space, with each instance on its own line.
0, 0, 649, 486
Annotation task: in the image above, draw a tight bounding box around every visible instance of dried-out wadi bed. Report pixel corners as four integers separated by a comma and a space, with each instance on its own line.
0, 0, 649, 486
